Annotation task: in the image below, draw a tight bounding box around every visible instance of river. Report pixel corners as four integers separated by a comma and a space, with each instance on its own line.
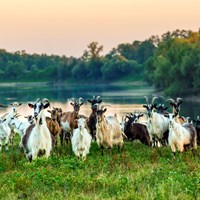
0, 82, 199, 121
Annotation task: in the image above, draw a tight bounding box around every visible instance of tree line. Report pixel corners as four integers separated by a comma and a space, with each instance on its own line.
0, 29, 200, 96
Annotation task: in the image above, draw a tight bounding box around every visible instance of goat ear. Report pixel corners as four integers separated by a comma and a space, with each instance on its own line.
98, 99, 102, 103
18, 103, 22, 106
164, 107, 168, 110
87, 100, 92, 103
143, 105, 147, 108
47, 110, 51, 113
153, 103, 157, 109
103, 108, 107, 113
80, 102, 83, 106
70, 102, 74, 106
28, 103, 34, 108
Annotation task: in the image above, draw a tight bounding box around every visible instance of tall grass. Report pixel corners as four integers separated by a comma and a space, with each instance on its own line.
0, 139, 199, 200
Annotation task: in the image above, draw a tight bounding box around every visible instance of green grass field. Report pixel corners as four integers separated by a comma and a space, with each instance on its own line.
0, 140, 199, 200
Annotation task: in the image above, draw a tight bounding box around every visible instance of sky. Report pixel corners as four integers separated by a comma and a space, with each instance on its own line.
0, 0, 200, 57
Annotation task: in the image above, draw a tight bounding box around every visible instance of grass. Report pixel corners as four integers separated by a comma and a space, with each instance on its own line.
0, 139, 200, 200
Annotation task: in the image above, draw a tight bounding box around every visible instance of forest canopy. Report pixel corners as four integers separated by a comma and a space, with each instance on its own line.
0, 29, 200, 96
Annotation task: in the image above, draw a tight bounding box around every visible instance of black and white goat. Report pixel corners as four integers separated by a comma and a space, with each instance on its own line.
166, 98, 186, 124
143, 96, 169, 147
87, 95, 102, 140
60, 97, 85, 145
122, 113, 150, 145
22, 98, 52, 162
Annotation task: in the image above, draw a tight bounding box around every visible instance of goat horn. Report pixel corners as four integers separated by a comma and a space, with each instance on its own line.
0, 104, 7, 108
92, 95, 96, 100
165, 98, 175, 103
144, 96, 149, 104
100, 104, 111, 110
176, 97, 182, 102
78, 97, 84, 104
151, 96, 158, 104
96, 96, 101, 100
42, 98, 51, 108
69, 98, 75, 104
96, 103, 110, 110
42, 98, 50, 104
35, 98, 40, 103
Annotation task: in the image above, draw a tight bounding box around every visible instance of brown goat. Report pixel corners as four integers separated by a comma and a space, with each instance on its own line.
60, 97, 86, 146
46, 108, 63, 148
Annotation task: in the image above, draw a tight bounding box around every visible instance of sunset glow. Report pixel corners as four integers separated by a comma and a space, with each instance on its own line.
0, 0, 199, 57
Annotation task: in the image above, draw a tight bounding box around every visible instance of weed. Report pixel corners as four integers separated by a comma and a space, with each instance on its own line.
0, 140, 199, 199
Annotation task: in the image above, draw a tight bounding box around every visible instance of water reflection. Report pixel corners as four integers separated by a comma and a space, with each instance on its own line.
0, 82, 199, 120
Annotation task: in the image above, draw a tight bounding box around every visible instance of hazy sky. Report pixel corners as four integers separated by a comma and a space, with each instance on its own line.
0, 0, 199, 57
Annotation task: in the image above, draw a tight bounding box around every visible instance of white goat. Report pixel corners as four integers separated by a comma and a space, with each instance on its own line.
0, 118, 11, 151
143, 96, 169, 147
0, 105, 20, 151
22, 98, 52, 162
9, 117, 32, 148
71, 118, 92, 161
0, 102, 22, 146
96, 104, 124, 155
167, 113, 197, 158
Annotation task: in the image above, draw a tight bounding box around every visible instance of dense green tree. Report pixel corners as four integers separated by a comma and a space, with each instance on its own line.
101, 54, 138, 80
4, 61, 24, 79
82, 42, 104, 79
145, 30, 200, 95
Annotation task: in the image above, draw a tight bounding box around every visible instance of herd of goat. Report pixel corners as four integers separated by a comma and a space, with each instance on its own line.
0, 95, 199, 162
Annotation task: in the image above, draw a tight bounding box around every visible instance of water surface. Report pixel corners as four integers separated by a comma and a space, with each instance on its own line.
0, 82, 199, 121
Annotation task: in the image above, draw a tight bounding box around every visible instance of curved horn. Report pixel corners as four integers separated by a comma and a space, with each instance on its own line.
96, 96, 101, 100
78, 97, 84, 104
69, 98, 75, 104
42, 98, 50, 108
42, 98, 50, 104
151, 96, 158, 104
0, 104, 8, 108
165, 98, 175, 103
176, 97, 182, 103
144, 96, 149, 104
97, 103, 111, 110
